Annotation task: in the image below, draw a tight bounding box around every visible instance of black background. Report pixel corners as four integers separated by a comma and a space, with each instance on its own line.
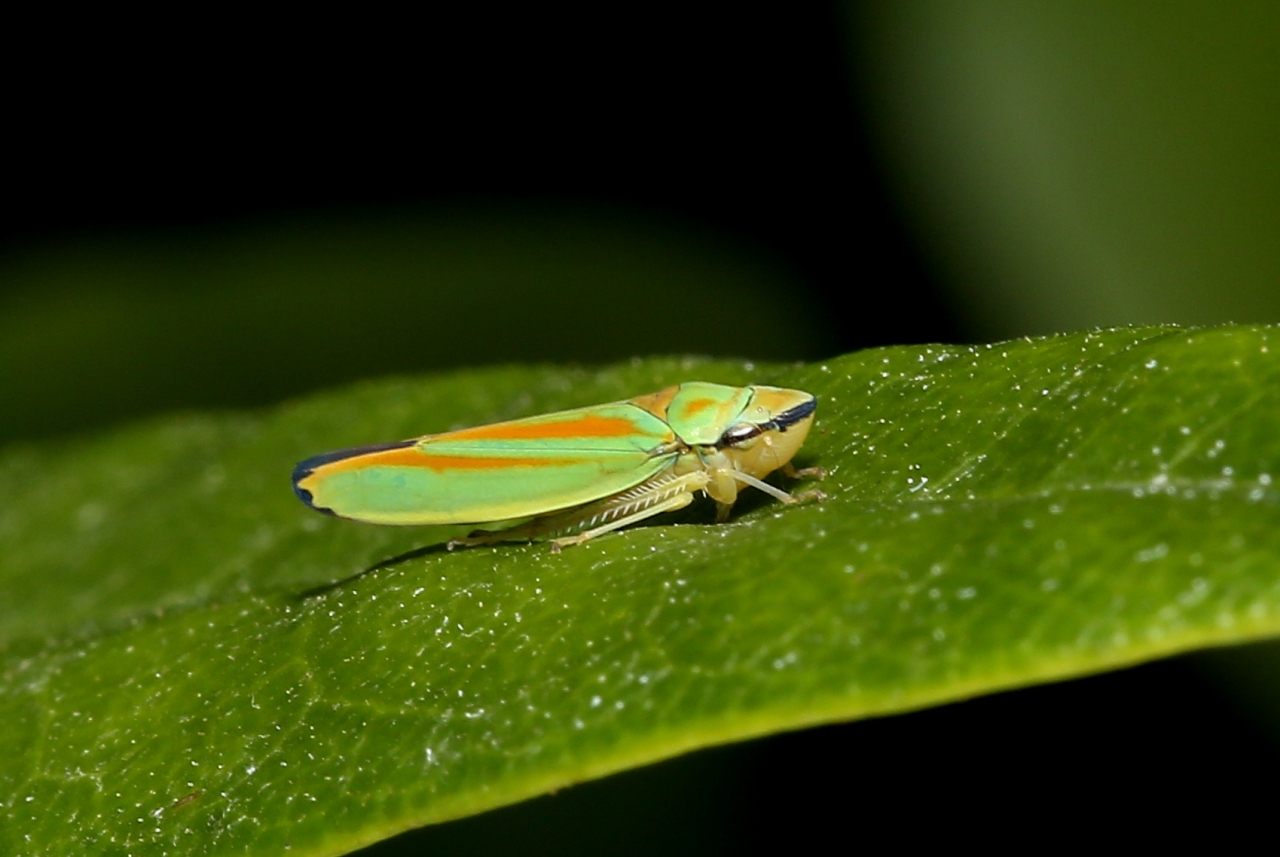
3, 5, 955, 355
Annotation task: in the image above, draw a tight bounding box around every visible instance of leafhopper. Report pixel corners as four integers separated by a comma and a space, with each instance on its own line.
292, 382, 823, 551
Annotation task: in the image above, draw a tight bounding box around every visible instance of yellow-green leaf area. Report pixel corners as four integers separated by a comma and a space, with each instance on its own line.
3, 324, 1280, 855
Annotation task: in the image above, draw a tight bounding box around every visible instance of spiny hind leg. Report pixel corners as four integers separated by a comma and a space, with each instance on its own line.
448, 470, 711, 551
549, 490, 695, 552
546, 470, 710, 551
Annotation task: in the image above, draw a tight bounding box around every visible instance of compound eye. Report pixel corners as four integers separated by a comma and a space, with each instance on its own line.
720, 423, 761, 447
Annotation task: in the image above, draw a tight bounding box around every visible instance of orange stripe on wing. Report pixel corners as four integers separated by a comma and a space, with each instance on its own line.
412, 453, 584, 471
313, 446, 584, 476
444, 414, 649, 441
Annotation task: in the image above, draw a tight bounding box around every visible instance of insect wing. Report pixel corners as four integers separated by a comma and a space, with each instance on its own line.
294, 402, 678, 525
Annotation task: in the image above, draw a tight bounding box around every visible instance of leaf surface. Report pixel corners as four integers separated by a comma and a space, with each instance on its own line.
3, 325, 1279, 855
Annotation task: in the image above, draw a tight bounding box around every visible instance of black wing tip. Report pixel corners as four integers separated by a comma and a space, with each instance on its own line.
292, 438, 416, 513
291, 467, 334, 514
292, 481, 336, 516
294, 438, 417, 474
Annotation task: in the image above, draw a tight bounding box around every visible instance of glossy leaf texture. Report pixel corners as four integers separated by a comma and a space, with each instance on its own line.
3, 324, 1280, 855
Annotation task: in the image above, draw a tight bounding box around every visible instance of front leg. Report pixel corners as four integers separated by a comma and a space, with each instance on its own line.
723, 467, 827, 507
781, 462, 828, 502
782, 462, 827, 481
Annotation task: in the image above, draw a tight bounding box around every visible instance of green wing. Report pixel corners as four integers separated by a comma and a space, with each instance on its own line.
293, 402, 678, 525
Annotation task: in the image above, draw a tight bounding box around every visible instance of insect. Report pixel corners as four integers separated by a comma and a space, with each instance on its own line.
292, 382, 824, 551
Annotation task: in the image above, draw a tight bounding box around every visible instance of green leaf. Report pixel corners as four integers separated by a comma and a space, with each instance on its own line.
4, 324, 1280, 855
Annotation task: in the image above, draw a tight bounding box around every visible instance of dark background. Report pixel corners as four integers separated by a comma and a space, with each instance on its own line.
5, 3, 1278, 852
4, 6, 950, 354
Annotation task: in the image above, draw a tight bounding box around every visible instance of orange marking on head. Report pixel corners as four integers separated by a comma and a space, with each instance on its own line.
445, 414, 644, 441
680, 398, 717, 417
312, 446, 583, 476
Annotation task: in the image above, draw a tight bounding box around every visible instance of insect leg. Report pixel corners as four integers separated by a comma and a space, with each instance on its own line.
727, 470, 827, 505
728, 470, 797, 503
448, 470, 711, 551
781, 462, 827, 481
549, 490, 696, 552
